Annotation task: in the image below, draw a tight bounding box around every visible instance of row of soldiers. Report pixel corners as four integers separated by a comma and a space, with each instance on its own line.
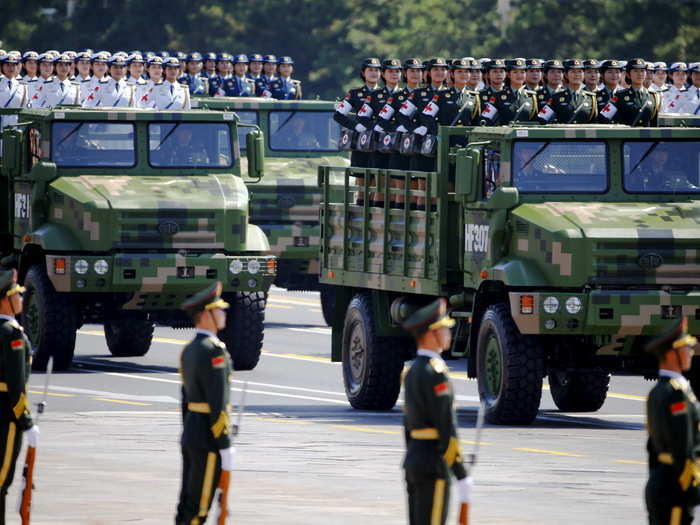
0, 49, 302, 111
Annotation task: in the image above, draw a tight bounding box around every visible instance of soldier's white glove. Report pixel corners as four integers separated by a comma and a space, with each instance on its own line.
395, 125, 408, 133
354, 123, 367, 133
219, 446, 235, 471
457, 476, 473, 504
413, 125, 428, 136
373, 124, 384, 132
25, 425, 40, 448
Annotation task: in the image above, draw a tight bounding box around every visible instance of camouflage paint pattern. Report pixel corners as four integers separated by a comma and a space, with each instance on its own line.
198, 97, 349, 289
2, 107, 275, 307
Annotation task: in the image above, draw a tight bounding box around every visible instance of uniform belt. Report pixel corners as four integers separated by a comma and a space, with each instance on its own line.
658, 453, 673, 465
0, 383, 7, 392
187, 402, 211, 414
410, 428, 439, 440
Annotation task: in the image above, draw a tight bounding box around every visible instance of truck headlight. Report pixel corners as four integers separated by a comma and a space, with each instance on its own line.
94, 259, 109, 275
565, 297, 583, 314
229, 259, 243, 275
247, 260, 260, 274
74, 259, 89, 275
543, 296, 559, 314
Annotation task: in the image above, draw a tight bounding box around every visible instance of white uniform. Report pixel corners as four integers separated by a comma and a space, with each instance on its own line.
22, 76, 41, 106
28, 76, 55, 107
0, 77, 28, 108
680, 85, 700, 115
153, 80, 190, 109
83, 77, 134, 107
74, 74, 92, 103
35, 77, 80, 107
128, 77, 151, 108
662, 84, 688, 113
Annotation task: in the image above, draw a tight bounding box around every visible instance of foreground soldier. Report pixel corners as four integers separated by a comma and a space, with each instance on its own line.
615, 58, 662, 126
0, 270, 39, 524
402, 298, 472, 525
645, 318, 700, 525
176, 282, 234, 525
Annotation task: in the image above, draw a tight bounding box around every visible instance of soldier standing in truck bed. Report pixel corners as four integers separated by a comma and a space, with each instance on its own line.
401, 298, 473, 525
644, 317, 700, 525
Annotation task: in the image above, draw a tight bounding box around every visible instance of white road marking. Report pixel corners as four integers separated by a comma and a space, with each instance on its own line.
287, 327, 332, 335
28, 384, 179, 404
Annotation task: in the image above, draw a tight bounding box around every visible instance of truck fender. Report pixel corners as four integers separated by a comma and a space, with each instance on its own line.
245, 224, 271, 251
466, 281, 508, 378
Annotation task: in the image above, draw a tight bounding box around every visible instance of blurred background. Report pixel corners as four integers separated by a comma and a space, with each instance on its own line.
2, 0, 700, 99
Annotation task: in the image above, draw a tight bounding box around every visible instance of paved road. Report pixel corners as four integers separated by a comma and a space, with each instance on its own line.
10, 287, 651, 524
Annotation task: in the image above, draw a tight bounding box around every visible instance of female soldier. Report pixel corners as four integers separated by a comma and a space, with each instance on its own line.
525, 59, 543, 91
536, 59, 565, 112
140, 55, 164, 108
596, 59, 623, 122
615, 58, 662, 126
333, 57, 382, 206
583, 59, 601, 91
538, 59, 597, 124
478, 58, 507, 124
487, 58, 537, 125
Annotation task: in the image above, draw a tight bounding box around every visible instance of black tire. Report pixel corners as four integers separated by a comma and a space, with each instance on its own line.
476, 303, 544, 425
319, 285, 335, 327
220, 292, 266, 371
341, 293, 404, 410
549, 367, 610, 412
104, 318, 154, 357
22, 264, 77, 371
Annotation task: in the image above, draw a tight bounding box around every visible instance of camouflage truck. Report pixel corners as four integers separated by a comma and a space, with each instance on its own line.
0, 107, 275, 371
319, 124, 700, 425
194, 97, 349, 324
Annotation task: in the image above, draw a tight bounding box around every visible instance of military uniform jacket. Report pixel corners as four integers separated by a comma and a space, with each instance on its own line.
356, 85, 400, 132
269, 77, 302, 100
180, 332, 232, 450
614, 86, 661, 126
452, 88, 481, 126
178, 73, 209, 96
403, 351, 467, 480
646, 375, 700, 506
479, 85, 536, 126
22, 76, 41, 106
153, 80, 191, 110
416, 86, 464, 133
680, 85, 700, 115
595, 86, 621, 122
395, 86, 443, 133
334, 85, 378, 131
663, 85, 688, 113
0, 317, 33, 431
0, 77, 27, 108
373, 86, 411, 132
538, 87, 597, 124
35, 77, 80, 108
83, 78, 134, 108
127, 77, 151, 108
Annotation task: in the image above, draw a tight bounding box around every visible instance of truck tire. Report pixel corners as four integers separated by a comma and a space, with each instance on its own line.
476, 303, 544, 425
104, 319, 154, 357
319, 285, 335, 327
221, 292, 266, 371
22, 265, 77, 371
342, 293, 404, 410
548, 367, 610, 412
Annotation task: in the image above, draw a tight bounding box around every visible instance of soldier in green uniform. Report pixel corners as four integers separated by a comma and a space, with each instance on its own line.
525, 58, 544, 91
0, 269, 38, 523
536, 59, 565, 112
645, 317, 700, 525
596, 59, 624, 122
452, 58, 481, 127
176, 282, 234, 525
538, 59, 597, 124
402, 298, 472, 525
479, 58, 537, 126
478, 58, 507, 124
615, 58, 662, 126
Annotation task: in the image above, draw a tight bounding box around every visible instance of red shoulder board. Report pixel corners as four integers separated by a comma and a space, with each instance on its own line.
432, 95, 440, 101
671, 401, 687, 415
547, 98, 553, 104
10, 339, 23, 349
408, 93, 415, 99
344, 92, 351, 99
489, 97, 496, 103
211, 355, 225, 368
611, 96, 618, 102
434, 382, 449, 395
387, 97, 393, 103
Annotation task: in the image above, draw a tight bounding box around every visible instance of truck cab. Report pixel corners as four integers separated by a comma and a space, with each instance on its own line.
319, 124, 700, 424
1, 107, 274, 371
195, 97, 349, 323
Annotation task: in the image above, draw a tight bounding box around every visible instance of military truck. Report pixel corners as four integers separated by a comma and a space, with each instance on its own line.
0, 107, 275, 371
319, 124, 700, 425
194, 97, 349, 324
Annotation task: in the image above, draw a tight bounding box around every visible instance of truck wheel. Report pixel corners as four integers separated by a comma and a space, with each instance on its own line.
548, 368, 610, 412
476, 303, 544, 425
22, 265, 77, 371
342, 293, 404, 410
104, 319, 154, 357
319, 285, 335, 327
221, 292, 266, 371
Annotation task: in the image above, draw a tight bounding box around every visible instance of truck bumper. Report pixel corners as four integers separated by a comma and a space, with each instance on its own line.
509, 290, 700, 336
45, 253, 276, 298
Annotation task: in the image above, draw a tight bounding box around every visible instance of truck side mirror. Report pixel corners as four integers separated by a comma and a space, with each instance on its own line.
246, 129, 265, 181
1, 128, 22, 178
485, 186, 520, 210
455, 147, 480, 202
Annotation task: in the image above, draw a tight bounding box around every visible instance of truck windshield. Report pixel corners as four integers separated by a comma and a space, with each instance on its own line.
148, 122, 233, 168
236, 110, 258, 152
268, 111, 340, 152
623, 141, 700, 193
512, 141, 608, 193
52, 122, 135, 167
